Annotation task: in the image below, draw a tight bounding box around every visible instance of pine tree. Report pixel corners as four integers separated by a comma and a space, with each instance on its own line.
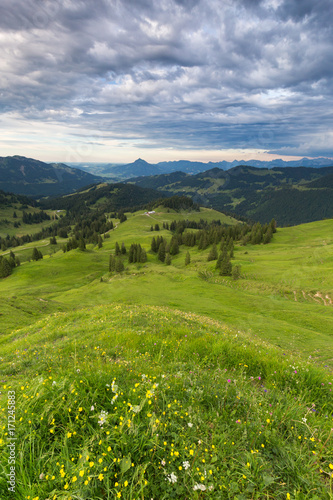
98, 235, 103, 248
121, 242, 126, 254
79, 238, 86, 251
115, 258, 124, 273
140, 248, 147, 263
151, 237, 157, 253
232, 265, 241, 280
0, 258, 12, 278
207, 243, 218, 261
154, 224, 160, 231
165, 253, 171, 265
115, 242, 121, 256
263, 226, 273, 244
185, 251, 191, 266
32, 247, 41, 261
270, 218, 277, 233
109, 255, 116, 272
157, 242, 166, 262
219, 250, 232, 276
169, 237, 179, 256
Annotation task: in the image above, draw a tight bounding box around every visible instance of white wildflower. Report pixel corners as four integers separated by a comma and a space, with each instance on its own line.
187, 422, 193, 428
167, 472, 177, 484
98, 410, 108, 426
183, 461, 190, 470
193, 483, 206, 491
90, 405, 95, 411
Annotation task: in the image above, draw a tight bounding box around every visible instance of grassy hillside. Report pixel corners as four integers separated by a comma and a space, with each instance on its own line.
0, 207, 332, 498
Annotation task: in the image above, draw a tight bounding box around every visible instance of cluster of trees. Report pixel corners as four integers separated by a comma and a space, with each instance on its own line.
0, 218, 70, 251
0, 251, 20, 278
109, 255, 125, 273
109, 241, 147, 274
166, 218, 276, 250
22, 210, 50, 224
154, 196, 200, 212
31, 247, 43, 261
128, 244, 147, 263
147, 217, 276, 276
62, 237, 86, 253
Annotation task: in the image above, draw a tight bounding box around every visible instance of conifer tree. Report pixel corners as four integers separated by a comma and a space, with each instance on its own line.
232, 265, 241, 280
115, 242, 121, 256
140, 248, 147, 263
169, 236, 179, 255
151, 237, 157, 253
219, 249, 232, 276
157, 241, 166, 262
32, 247, 42, 261
0, 257, 12, 278
121, 242, 126, 254
263, 226, 273, 244
185, 251, 191, 266
165, 253, 171, 265
79, 238, 86, 251
109, 254, 116, 272
207, 243, 218, 261
115, 258, 124, 272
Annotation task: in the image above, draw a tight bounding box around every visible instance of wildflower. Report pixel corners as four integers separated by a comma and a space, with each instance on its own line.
193, 484, 206, 491
90, 405, 95, 411
98, 410, 108, 426
161, 460, 166, 466
329, 464, 333, 470
79, 470, 84, 477
98, 474, 104, 481
187, 422, 193, 427
167, 472, 177, 484
183, 461, 190, 470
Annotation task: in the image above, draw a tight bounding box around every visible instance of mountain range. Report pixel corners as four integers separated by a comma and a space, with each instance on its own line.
0, 155, 102, 197
127, 164, 333, 225
71, 156, 333, 179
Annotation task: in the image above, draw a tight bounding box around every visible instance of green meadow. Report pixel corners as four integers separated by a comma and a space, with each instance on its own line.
0, 206, 332, 499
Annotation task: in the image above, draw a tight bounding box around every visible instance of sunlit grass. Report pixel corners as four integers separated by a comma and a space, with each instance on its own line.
0, 305, 332, 499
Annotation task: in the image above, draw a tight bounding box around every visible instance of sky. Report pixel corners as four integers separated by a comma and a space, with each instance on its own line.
0, 0, 333, 164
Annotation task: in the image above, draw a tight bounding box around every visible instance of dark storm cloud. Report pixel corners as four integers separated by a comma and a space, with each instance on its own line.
0, 0, 332, 157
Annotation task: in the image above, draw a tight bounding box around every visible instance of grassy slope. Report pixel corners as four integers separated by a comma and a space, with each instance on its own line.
0, 208, 332, 499
1, 209, 332, 365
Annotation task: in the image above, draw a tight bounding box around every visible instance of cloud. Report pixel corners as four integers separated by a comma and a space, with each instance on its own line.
0, 0, 332, 160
